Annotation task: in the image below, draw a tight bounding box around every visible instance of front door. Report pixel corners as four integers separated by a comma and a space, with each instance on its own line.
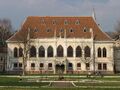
56, 64, 65, 74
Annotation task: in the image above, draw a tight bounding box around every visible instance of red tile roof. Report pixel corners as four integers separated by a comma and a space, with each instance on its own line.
8, 16, 112, 41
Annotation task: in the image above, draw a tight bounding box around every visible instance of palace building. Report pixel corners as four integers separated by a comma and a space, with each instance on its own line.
6, 16, 114, 74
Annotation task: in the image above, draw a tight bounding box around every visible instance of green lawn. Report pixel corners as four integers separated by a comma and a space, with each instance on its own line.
0, 76, 120, 90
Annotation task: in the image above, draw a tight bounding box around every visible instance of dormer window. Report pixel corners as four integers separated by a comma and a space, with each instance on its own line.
47, 28, 51, 32
83, 27, 89, 32
52, 20, 56, 25
75, 20, 80, 25
60, 28, 64, 32
41, 18, 45, 24
34, 27, 39, 32
69, 28, 74, 32
64, 20, 68, 25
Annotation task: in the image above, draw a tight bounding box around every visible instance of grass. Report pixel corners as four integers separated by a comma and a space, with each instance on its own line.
0, 76, 120, 90
0, 87, 120, 90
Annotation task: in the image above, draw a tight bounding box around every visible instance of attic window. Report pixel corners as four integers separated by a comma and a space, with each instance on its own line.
83, 27, 88, 32
41, 18, 45, 24
47, 28, 51, 32
64, 20, 68, 25
34, 28, 39, 32
75, 20, 80, 25
69, 28, 74, 32
60, 28, 64, 32
52, 20, 56, 25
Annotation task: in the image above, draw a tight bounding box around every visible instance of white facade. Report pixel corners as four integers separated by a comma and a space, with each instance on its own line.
7, 37, 114, 74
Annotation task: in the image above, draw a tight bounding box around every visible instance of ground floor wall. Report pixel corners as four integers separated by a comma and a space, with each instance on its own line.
7, 58, 114, 75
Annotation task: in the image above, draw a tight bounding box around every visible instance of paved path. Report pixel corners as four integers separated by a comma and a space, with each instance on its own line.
50, 82, 74, 88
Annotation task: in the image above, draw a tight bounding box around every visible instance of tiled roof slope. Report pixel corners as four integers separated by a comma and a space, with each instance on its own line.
8, 16, 112, 41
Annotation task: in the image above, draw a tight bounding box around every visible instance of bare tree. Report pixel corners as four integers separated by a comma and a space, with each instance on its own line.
0, 18, 13, 45
15, 28, 33, 75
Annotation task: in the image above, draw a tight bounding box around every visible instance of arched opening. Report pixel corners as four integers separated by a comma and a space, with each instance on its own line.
19, 47, 23, 57
103, 48, 107, 57
98, 48, 101, 57
76, 46, 82, 57
14, 47, 18, 58
39, 46, 45, 57
84, 46, 90, 57
55, 64, 65, 74
30, 46, 36, 57
47, 46, 53, 57
67, 46, 73, 57
57, 45, 64, 57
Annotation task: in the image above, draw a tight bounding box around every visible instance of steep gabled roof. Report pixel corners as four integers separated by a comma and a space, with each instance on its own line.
8, 16, 112, 41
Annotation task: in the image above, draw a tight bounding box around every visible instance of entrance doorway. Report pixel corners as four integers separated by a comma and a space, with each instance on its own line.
55, 64, 65, 74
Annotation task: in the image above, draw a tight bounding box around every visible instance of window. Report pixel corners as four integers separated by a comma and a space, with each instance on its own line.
98, 48, 101, 57
40, 63, 44, 70
47, 46, 53, 57
64, 20, 68, 25
41, 18, 45, 24
76, 46, 82, 57
52, 20, 56, 25
48, 63, 52, 70
84, 46, 90, 57
31, 63, 35, 70
40, 63, 44, 67
75, 20, 80, 25
60, 28, 64, 32
103, 48, 107, 57
103, 63, 107, 70
83, 27, 88, 32
46, 28, 51, 32
86, 63, 90, 70
57, 45, 64, 57
14, 47, 18, 58
69, 28, 74, 32
39, 46, 45, 57
68, 63, 73, 70
19, 63, 22, 67
30, 46, 36, 57
77, 63, 81, 67
14, 63, 18, 68
98, 63, 102, 70
19, 48, 23, 57
34, 27, 39, 32
67, 46, 73, 57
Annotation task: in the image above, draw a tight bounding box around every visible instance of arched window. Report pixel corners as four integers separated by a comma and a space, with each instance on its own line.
98, 48, 102, 57
67, 46, 73, 57
84, 46, 90, 57
76, 46, 82, 57
57, 45, 64, 57
30, 46, 36, 57
14, 47, 18, 58
19, 48, 23, 57
103, 48, 107, 57
39, 46, 45, 57
47, 46, 53, 57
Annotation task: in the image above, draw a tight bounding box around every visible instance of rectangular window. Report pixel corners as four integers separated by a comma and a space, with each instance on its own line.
77, 63, 81, 70
48, 63, 52, 70
86, 63, 90, 70
103, 63, 107, 70
40, 63, 44, 70
19, 63, 22, 67
98, 63, 102, 70
14, 63, 18, 68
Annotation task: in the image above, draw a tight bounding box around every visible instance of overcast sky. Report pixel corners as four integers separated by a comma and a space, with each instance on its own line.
0, 0, 120, 32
